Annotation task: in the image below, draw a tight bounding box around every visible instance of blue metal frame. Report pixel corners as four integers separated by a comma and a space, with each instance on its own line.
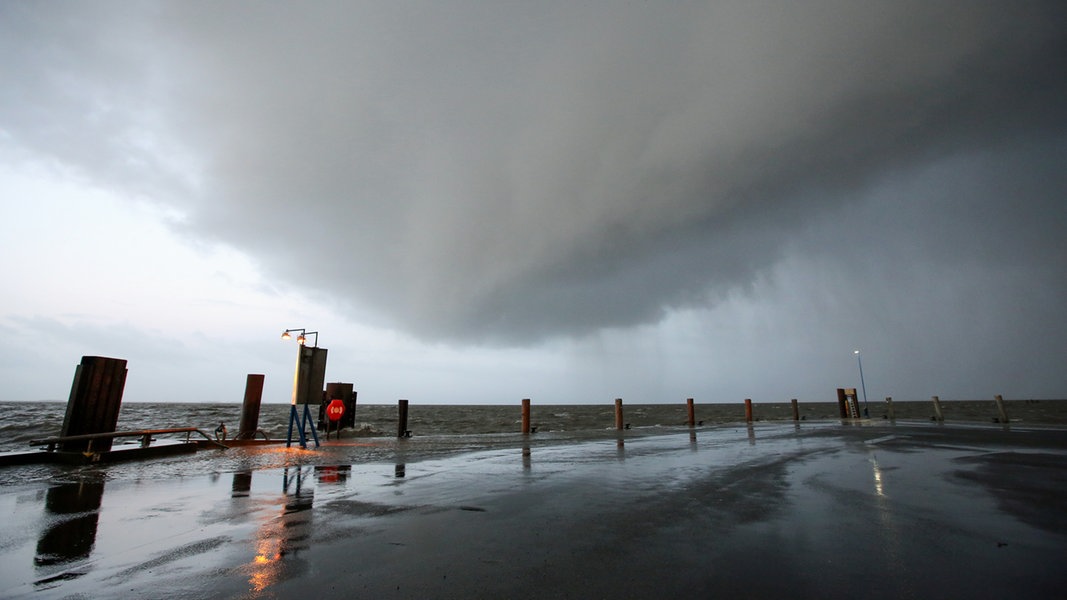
285, 403, 321, 448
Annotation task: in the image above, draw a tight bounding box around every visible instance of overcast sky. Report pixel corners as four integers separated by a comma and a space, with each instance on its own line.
2, 1, 1065, 406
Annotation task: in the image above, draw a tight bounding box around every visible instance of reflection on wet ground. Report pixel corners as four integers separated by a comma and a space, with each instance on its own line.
34, 482, 104, 571
952, 451, 1067, 535
243, 467, 315, 594
1, 422, 1065, 598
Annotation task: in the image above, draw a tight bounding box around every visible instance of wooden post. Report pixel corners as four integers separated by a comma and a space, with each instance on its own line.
931, 395, 945, 422
521, 398, 531, 434
237, 374, 265, 440
994, 394, 1009, 424
744, 398, 753, 423
61, 356, 128, 452
836, 388, 848, 418
686, 398, 695, 428
614, 398, 624, 430
791, 398, 799, 421
397, 399, 410, 438
885, 396, 895, 420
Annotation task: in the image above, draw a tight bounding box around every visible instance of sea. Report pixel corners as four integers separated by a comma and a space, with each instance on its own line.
4, 398, 1067, 454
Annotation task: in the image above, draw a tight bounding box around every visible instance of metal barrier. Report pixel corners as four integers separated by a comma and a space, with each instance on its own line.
29, 428, 228, 454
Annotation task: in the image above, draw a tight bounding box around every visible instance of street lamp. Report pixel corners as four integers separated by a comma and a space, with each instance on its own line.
854, 349, 869, 417
281, 328, 318, 347
281, 327, 322, 448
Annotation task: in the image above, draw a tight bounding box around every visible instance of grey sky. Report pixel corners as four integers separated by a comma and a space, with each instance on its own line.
1, 2, 1065, 405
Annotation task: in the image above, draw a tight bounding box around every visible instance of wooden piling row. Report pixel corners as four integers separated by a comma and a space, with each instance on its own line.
58, 357, 1031, 459
296, 394, 1028, 439
346, 394, 1023, 439
289, 393, 1031, 443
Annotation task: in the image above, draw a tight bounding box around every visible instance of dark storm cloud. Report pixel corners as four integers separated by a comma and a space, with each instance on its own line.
3, 1, 1066, 346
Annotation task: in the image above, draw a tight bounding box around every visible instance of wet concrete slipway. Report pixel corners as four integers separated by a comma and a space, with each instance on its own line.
1, 421, 1065, 599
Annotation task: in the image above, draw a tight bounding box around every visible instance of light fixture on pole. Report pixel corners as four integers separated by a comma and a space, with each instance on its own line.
854, 349, 869, 417
281, 328, 318, 347
280, 327, 322, 448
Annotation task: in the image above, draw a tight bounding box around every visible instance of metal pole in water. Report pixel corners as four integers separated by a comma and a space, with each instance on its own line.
854, 350, 869, 417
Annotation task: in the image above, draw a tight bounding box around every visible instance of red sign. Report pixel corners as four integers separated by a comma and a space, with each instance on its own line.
326, 399, 345, 421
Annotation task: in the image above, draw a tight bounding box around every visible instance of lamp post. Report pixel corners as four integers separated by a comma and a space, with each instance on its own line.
854, 349, 869, 417
281, 327, 322, 448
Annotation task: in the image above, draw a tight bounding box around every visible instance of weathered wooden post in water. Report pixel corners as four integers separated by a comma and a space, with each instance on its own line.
994, 394, 1009, 424
397, 399, 410, 438
236, 374, 265, 440
931, 395, 945, 422
836, 388, 848, 418
521, 398, 532, 459
686, 398, 695, 428
615, 398, 625, 430
744, 399, 753, 423
61, 356, 128, 452
885, 397, 895, 421
791, 399, 799, 421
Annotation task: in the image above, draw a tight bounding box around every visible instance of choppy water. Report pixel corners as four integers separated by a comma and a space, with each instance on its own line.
2, 398, 1065, 455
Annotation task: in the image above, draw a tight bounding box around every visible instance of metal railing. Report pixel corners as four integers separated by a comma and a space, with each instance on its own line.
29, 428, 228, 453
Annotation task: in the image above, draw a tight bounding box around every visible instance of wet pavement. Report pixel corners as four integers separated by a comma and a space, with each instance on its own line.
1, 421, 1065, 598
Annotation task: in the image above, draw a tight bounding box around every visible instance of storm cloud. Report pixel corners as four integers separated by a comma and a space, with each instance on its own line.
2, 1, 1066, 402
